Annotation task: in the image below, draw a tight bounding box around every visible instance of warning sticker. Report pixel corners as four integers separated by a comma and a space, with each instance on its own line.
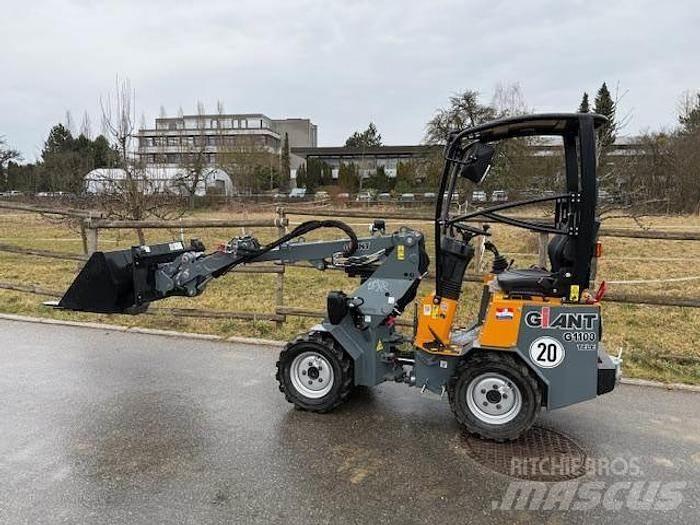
495, 307, 514, 320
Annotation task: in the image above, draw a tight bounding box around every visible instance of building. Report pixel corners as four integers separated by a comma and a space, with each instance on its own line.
289, 137, 644, 187
290, 145, 439, 185
137, 113, 317, 168
84, 167, 234, 196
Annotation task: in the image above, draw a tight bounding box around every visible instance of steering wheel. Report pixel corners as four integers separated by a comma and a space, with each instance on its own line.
451, 222, 492, 237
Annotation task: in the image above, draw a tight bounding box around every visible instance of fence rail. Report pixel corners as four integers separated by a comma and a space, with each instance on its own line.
1, 203, 699, 331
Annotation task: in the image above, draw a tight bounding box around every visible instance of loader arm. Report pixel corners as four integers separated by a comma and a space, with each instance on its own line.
153, 234, 399, 301
55, 219, 413, 314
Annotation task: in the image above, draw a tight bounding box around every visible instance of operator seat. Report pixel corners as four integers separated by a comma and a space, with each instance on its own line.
496, 234, 575, 297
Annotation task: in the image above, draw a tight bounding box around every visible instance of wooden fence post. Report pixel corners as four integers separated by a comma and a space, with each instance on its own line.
473, 235, 486, 273
537, 232, 549, 268
84, 219, 99, 256
80, 221, 89, 255
275, 207, 288, 329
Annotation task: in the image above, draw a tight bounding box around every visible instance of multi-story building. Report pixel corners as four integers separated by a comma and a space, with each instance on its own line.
137, 113, 317, 167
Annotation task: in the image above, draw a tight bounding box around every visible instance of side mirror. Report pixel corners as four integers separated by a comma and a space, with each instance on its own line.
459, 142, 495, 183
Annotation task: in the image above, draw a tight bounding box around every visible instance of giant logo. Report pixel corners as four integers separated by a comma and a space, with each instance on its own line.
524, 307, 598, 331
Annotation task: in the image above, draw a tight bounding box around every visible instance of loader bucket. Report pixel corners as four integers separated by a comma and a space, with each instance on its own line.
58, 249, 139, 313
58, 240, 193, 314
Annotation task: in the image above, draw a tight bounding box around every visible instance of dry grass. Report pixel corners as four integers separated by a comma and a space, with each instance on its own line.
1, 207, 699, 385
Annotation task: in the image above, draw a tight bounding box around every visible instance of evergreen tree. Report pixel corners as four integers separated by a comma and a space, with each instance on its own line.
338, 163, 360, 192
280, 132, 291, 190
578, 92, 590, 113
365, 166, 393, 192
295, 163, 306, 189
41, 124, 74, 159
305, 158, 323, 191
345, 122, 382, 148
594, 82, 617, 150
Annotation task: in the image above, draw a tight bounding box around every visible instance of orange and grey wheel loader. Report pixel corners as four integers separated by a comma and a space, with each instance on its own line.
52, 113, 620, 441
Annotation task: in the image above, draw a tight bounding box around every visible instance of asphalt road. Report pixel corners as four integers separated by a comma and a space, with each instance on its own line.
0, 319, 698, 524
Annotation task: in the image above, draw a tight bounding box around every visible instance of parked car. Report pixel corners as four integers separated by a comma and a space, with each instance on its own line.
355, 191, 374, 202
273, 193, 287, 201
288, 188, 307, 198
423, 192, 436, 200
471, 190, 487, 203
377, 192, 392, 202
491, 190, 508, 202
399, 193, 415, 202
314, 191, 330, 201
2, 190, 23, 198
336, 192, 350, 200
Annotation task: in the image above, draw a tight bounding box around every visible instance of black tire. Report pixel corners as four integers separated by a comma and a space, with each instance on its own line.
276, 332, 353, 413
448, 351, 542, 442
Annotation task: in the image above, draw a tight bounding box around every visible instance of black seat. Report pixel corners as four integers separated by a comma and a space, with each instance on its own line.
496, 234, 575, 296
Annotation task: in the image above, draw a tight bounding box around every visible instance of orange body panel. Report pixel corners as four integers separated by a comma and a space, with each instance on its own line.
478, 293, 563, 349
414, 293, 459, 352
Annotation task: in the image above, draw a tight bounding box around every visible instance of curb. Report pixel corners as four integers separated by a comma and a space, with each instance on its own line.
1, 313, 698, 392
619, 377, 700, 393
0, 312, 284, 348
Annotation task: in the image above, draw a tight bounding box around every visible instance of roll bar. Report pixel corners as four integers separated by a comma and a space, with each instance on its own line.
434, 113, 607, 301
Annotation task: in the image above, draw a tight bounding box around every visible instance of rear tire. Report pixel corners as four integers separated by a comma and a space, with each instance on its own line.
448, 351, 541, 441
276, 332, 353, 413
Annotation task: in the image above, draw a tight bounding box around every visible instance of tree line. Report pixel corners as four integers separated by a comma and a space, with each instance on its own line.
2, 80, 699, 214
0, 124, 116, 194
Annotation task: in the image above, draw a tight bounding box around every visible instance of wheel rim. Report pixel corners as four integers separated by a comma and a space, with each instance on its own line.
290, 351, 335, 399
466, 372, 522, 425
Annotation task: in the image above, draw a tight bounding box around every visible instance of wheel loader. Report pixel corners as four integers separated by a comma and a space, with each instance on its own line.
52, 113, 620, 441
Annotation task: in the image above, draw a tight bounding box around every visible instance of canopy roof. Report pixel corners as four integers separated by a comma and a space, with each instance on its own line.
455, 113, 607, 142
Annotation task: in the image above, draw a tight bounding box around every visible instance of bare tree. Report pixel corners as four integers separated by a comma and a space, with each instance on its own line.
173, 104, 217, 208
98, 76, 180, 243
218, 133, 277, 194
424, 90, 497, 144
0, 136, 21, 169
80, 111, 93, 139
491, 82, 529, 117
64, 110, 74, 134
0, 136, 22, 191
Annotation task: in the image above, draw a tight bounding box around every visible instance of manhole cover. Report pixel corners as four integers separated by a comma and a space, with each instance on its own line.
461, 426, 588, 481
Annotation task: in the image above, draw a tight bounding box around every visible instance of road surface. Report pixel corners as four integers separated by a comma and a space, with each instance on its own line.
0, 318, 698, 524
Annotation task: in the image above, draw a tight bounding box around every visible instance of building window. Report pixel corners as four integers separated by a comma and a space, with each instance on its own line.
167, 136, 179, 146
207, 136, 217, 146
167, 153, 180, 164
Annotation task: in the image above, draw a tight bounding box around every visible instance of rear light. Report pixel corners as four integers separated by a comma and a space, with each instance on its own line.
594, 241, 603, 258
595, 281, 608, 302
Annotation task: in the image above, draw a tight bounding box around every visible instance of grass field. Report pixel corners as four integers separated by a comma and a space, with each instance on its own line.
1, 206, 699, 385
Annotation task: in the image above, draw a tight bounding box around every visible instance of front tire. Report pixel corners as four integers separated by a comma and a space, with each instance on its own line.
448, 351, 541, 441
276, 333, 353, 413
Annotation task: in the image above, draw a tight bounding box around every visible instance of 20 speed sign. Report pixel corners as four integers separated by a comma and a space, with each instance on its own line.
529, 336, 565, 368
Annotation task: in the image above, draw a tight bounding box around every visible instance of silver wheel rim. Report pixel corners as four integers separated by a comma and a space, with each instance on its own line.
290, 351, 334, 399
466, 372, 522, 425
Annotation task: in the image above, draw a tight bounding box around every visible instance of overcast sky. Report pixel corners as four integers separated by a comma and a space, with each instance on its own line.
2, 0, 699, 160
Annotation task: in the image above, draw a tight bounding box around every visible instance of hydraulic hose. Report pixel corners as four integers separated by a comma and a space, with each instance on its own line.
214, 219, 358, 278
